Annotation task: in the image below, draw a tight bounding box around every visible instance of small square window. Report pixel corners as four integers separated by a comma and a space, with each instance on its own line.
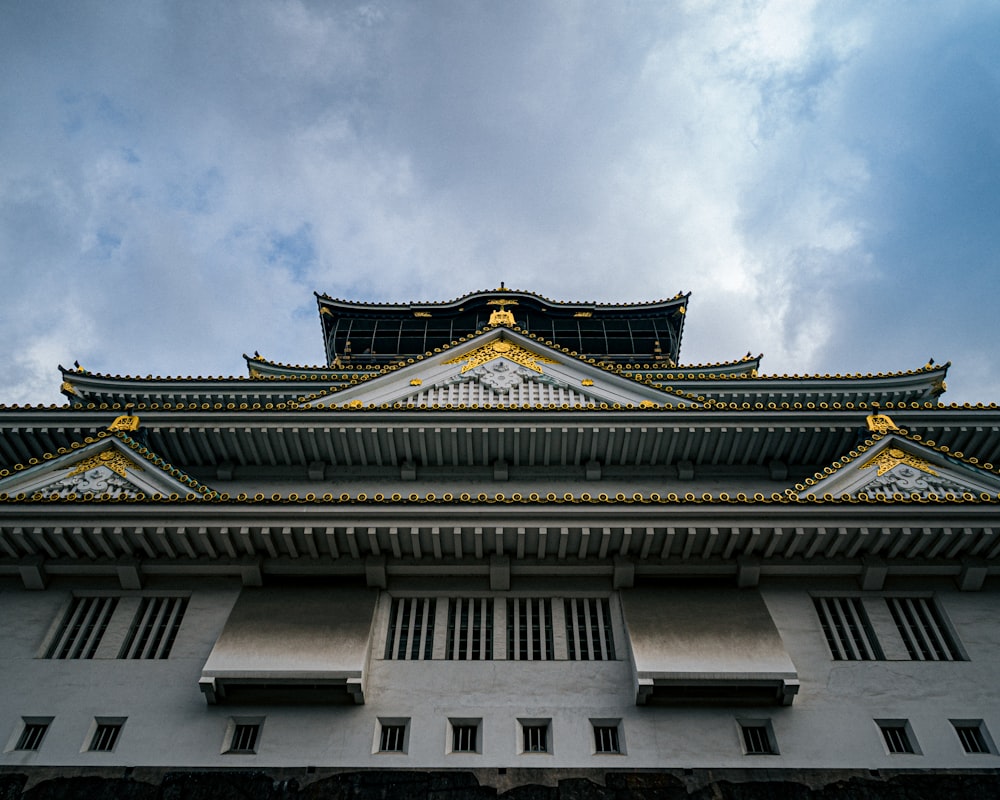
14, 719, 51, 752
593, 724, 622, 754
876, 720, 919, 755
519, 719, 551, 754
739, 720, 777, 755
952, 720, 994, 754
229, 724, 260, 754
221, 717, 264, 755
89, 721, 123, 752
451, 724, 479, 753
376, 719, 409, 753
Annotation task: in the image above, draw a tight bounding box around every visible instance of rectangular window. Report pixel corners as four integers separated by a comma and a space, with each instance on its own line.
593, 724, 621, 754
953, 721, 993, 754
813, 596, 883, 661
89, 721, 123, 752
507, 598, 554, 660
564, 598, 615, 660
878, 721, 917, 754
379, 724, 407, 753
118, 596, 189, 659
740, 722, 776, 755
886, 597, 963, 661
452, 724, 478, 753
384, 598, 436, 660
228, 723, 260, 754
522, 724, 549, 753
15, 721, 50, 752
446, 598, 493, 660
45, 596, 119, 659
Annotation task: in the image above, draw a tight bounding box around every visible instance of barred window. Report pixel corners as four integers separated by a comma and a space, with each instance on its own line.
521, 723, 549, 753
446, 598, 493, 660
878, 722, 916, 754
593, 724, 621, 754
886, 597, 963, 661
953, 721, 992, 754
228, 723, 260, 754
384, 598, 436, 660
379, 723, 407, 752
451, 723, 478, 753
15, 720, 50, 752
813, 596, 883, 661
45, 596, 119, 659
564, 598, 615, 660
118, 597, 189, 659
45, 595, 190, 660
507, 598, 554, 660
813, 596, 964, 662
740, 722, 776, 755
89, 721, 123, 752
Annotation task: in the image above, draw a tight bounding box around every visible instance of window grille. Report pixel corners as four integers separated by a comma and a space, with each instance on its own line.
446, 598, 493, 660
813, 596, 883, 661
522, 724, 548, 753
452, 724, 478, 753
118, 597, 189, 659
89, 722, 122, 752
593, 725, 621, 754
45, 596, 119, 659
954, 723, 991, 754
384, 598, 436, 660
229, 723, 260, 753
741, 724, 775, 755
886, 597, 962, 661
564, 598, 615, 660
379, 724, 406, 752
507, 598, 554, 660
879, 723, 915, 754
15, 722, 49, 751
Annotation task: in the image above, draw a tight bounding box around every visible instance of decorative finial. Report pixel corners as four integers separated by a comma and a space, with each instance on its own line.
866, 413, 899, 434
108, 405, 141, 433
489, 308, 516, 326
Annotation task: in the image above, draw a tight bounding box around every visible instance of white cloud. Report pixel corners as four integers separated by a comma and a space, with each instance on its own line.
1, 0, 999, 406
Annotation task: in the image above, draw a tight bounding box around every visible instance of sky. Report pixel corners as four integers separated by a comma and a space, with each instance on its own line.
2, 1, 999, 407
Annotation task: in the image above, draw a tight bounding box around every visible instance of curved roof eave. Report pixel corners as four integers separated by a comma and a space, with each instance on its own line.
314, 287, 691, 314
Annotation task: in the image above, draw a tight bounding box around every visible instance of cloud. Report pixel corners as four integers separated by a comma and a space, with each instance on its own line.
1, 0, 999, 407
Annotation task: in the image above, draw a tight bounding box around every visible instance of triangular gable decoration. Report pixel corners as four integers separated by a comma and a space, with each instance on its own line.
0, 434, 216, 501
32, 448, 148, 499
300, 327, 697, 409
800, 433, 1000, 500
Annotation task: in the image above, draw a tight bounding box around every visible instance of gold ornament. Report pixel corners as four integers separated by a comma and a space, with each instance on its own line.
866, 413, 899, 433
860, 447, 938, 478
444, 338, 557, 375
67, 448, 143, 479
108, 414, 140, 432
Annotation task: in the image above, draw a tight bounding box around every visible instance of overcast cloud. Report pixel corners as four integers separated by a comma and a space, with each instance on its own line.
2, 1, 999, 406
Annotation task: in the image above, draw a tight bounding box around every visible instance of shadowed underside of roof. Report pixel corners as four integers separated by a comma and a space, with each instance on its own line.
316, 288, 690, 367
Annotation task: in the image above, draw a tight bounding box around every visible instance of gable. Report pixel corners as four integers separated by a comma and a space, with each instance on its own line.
0, 433, 216, 501
799, 433, 1000, 500
298, 328, 698, 409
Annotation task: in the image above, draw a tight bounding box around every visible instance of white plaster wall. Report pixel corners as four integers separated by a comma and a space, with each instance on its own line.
2, 576, 999, 769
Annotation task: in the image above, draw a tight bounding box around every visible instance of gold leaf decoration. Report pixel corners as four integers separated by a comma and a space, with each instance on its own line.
67, 449, 144, 479
444, 339, 557, 375
859, 447, 938, 478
